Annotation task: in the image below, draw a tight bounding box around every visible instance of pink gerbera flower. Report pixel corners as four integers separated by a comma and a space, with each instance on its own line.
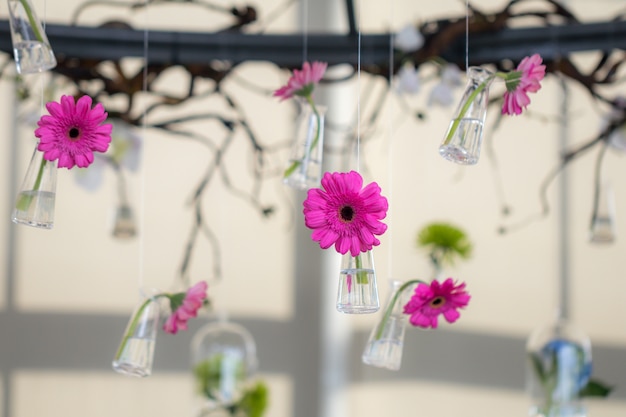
502, 54, 546, 115
303, 170, 388, 256
163, 281, 208, 334
403, 278, 470, 329
274, 61, 328, 100
36, 95, 113, 169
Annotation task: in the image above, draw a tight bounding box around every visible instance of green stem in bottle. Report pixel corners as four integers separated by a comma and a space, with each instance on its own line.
114, 294, 166, 360
283, 94, 321, 178
15, 157, 47, 211
33, 157, 46, 191
444, 81, 488, 143
355, 253, 369, 285
17, 0, 45, 43
443, 72, 505, 144
374, 279, 426, 340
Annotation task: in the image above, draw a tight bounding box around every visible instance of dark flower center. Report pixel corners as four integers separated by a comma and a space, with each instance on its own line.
68, 127, 80, 140
429, 296, 445, 309
339, 205, 355, 222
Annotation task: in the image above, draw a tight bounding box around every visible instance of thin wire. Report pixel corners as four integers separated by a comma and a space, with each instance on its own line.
465, 0, 469, 73
356, 0, 361, 172
137, 4, 149, 292
302, 0, 308, 63
386, 1, 394, 280
40, 0, 46, 114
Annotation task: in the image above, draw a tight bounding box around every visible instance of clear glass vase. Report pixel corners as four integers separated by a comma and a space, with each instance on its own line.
439, 67, 494, 165
337, 250, 379, 314
283, 101, 326, 190
7, 0, 57, 74
526, 320, 591, 417
362, 279, 408, 370
191, 317, 258, 414
589, 181, 616, 244
112, 290, 162, 377
112, 203, 137, 239
12, 146, 57, 229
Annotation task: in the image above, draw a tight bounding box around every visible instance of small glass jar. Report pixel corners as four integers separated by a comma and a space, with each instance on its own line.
439, 67, 494, 165
362, 279, 408, 370
12, 146, 57, 229
526, 320, 591, 417
589, 181, 616, 244
337, 249, 379, 314
112, 289, 163, 377
7, 0, 56, 74
283, 101, 326, 190
191, 317, 258, 414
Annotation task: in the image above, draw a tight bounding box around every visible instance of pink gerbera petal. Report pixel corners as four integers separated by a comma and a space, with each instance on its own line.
163, 314, 179, 334
303, 171, 388, 256
162, 281, 208, 335
501, 54, 546, 116
302, 170, 388, 256
35, 95, 113, 170
403, 278, 470, 329
274, 61, 328, 100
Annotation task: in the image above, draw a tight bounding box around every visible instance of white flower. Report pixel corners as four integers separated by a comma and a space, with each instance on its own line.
74, 155, 105, 191
428, 64, 464, 107
110, 119, 143, 171
396, 64, 420, 95
73, 119, 143, 192
441, 64, 463, 87
603, 97, 626, 153
394, 24, 424, 53
609, 128, 626, 152
428, 83, 455, 107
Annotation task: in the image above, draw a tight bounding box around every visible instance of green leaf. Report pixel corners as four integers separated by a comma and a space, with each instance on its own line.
238, 381, 269, 417
529, 352, 547, 383
193, 354, 246, 401
168, 293, 186, 311
580, 379, 613, 398
503, 70, 523, 92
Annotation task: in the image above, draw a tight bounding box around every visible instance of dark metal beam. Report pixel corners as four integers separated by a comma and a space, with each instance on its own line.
345, 0, 357, 36
462, 19, 626, 65
0, 19, 624, 67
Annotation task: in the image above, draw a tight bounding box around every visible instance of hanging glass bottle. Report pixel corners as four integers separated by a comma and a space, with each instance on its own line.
337, 249, 379, 314
439, 67, 494, 165
7, 0, 57, 74
112, 289, 162, 377
191, 316, 258, 414
362, 279, 408, 370
112, 203, 137, 238
111, 171, 137, 239
283, 101, 326, 190
589, 181, 616, 244
12, 146, 57, 229
526, 320, 591, 417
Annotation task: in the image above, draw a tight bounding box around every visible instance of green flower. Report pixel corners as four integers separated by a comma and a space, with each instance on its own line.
416, 222, 472, 270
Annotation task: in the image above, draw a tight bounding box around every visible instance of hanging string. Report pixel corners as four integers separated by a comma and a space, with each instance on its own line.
40, 0, 47, 113
137, 3, 149, 293
302, 0, 308, 63
465, 0, 469, 73
386, 0, 394, 281
356, 0, 361, 173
